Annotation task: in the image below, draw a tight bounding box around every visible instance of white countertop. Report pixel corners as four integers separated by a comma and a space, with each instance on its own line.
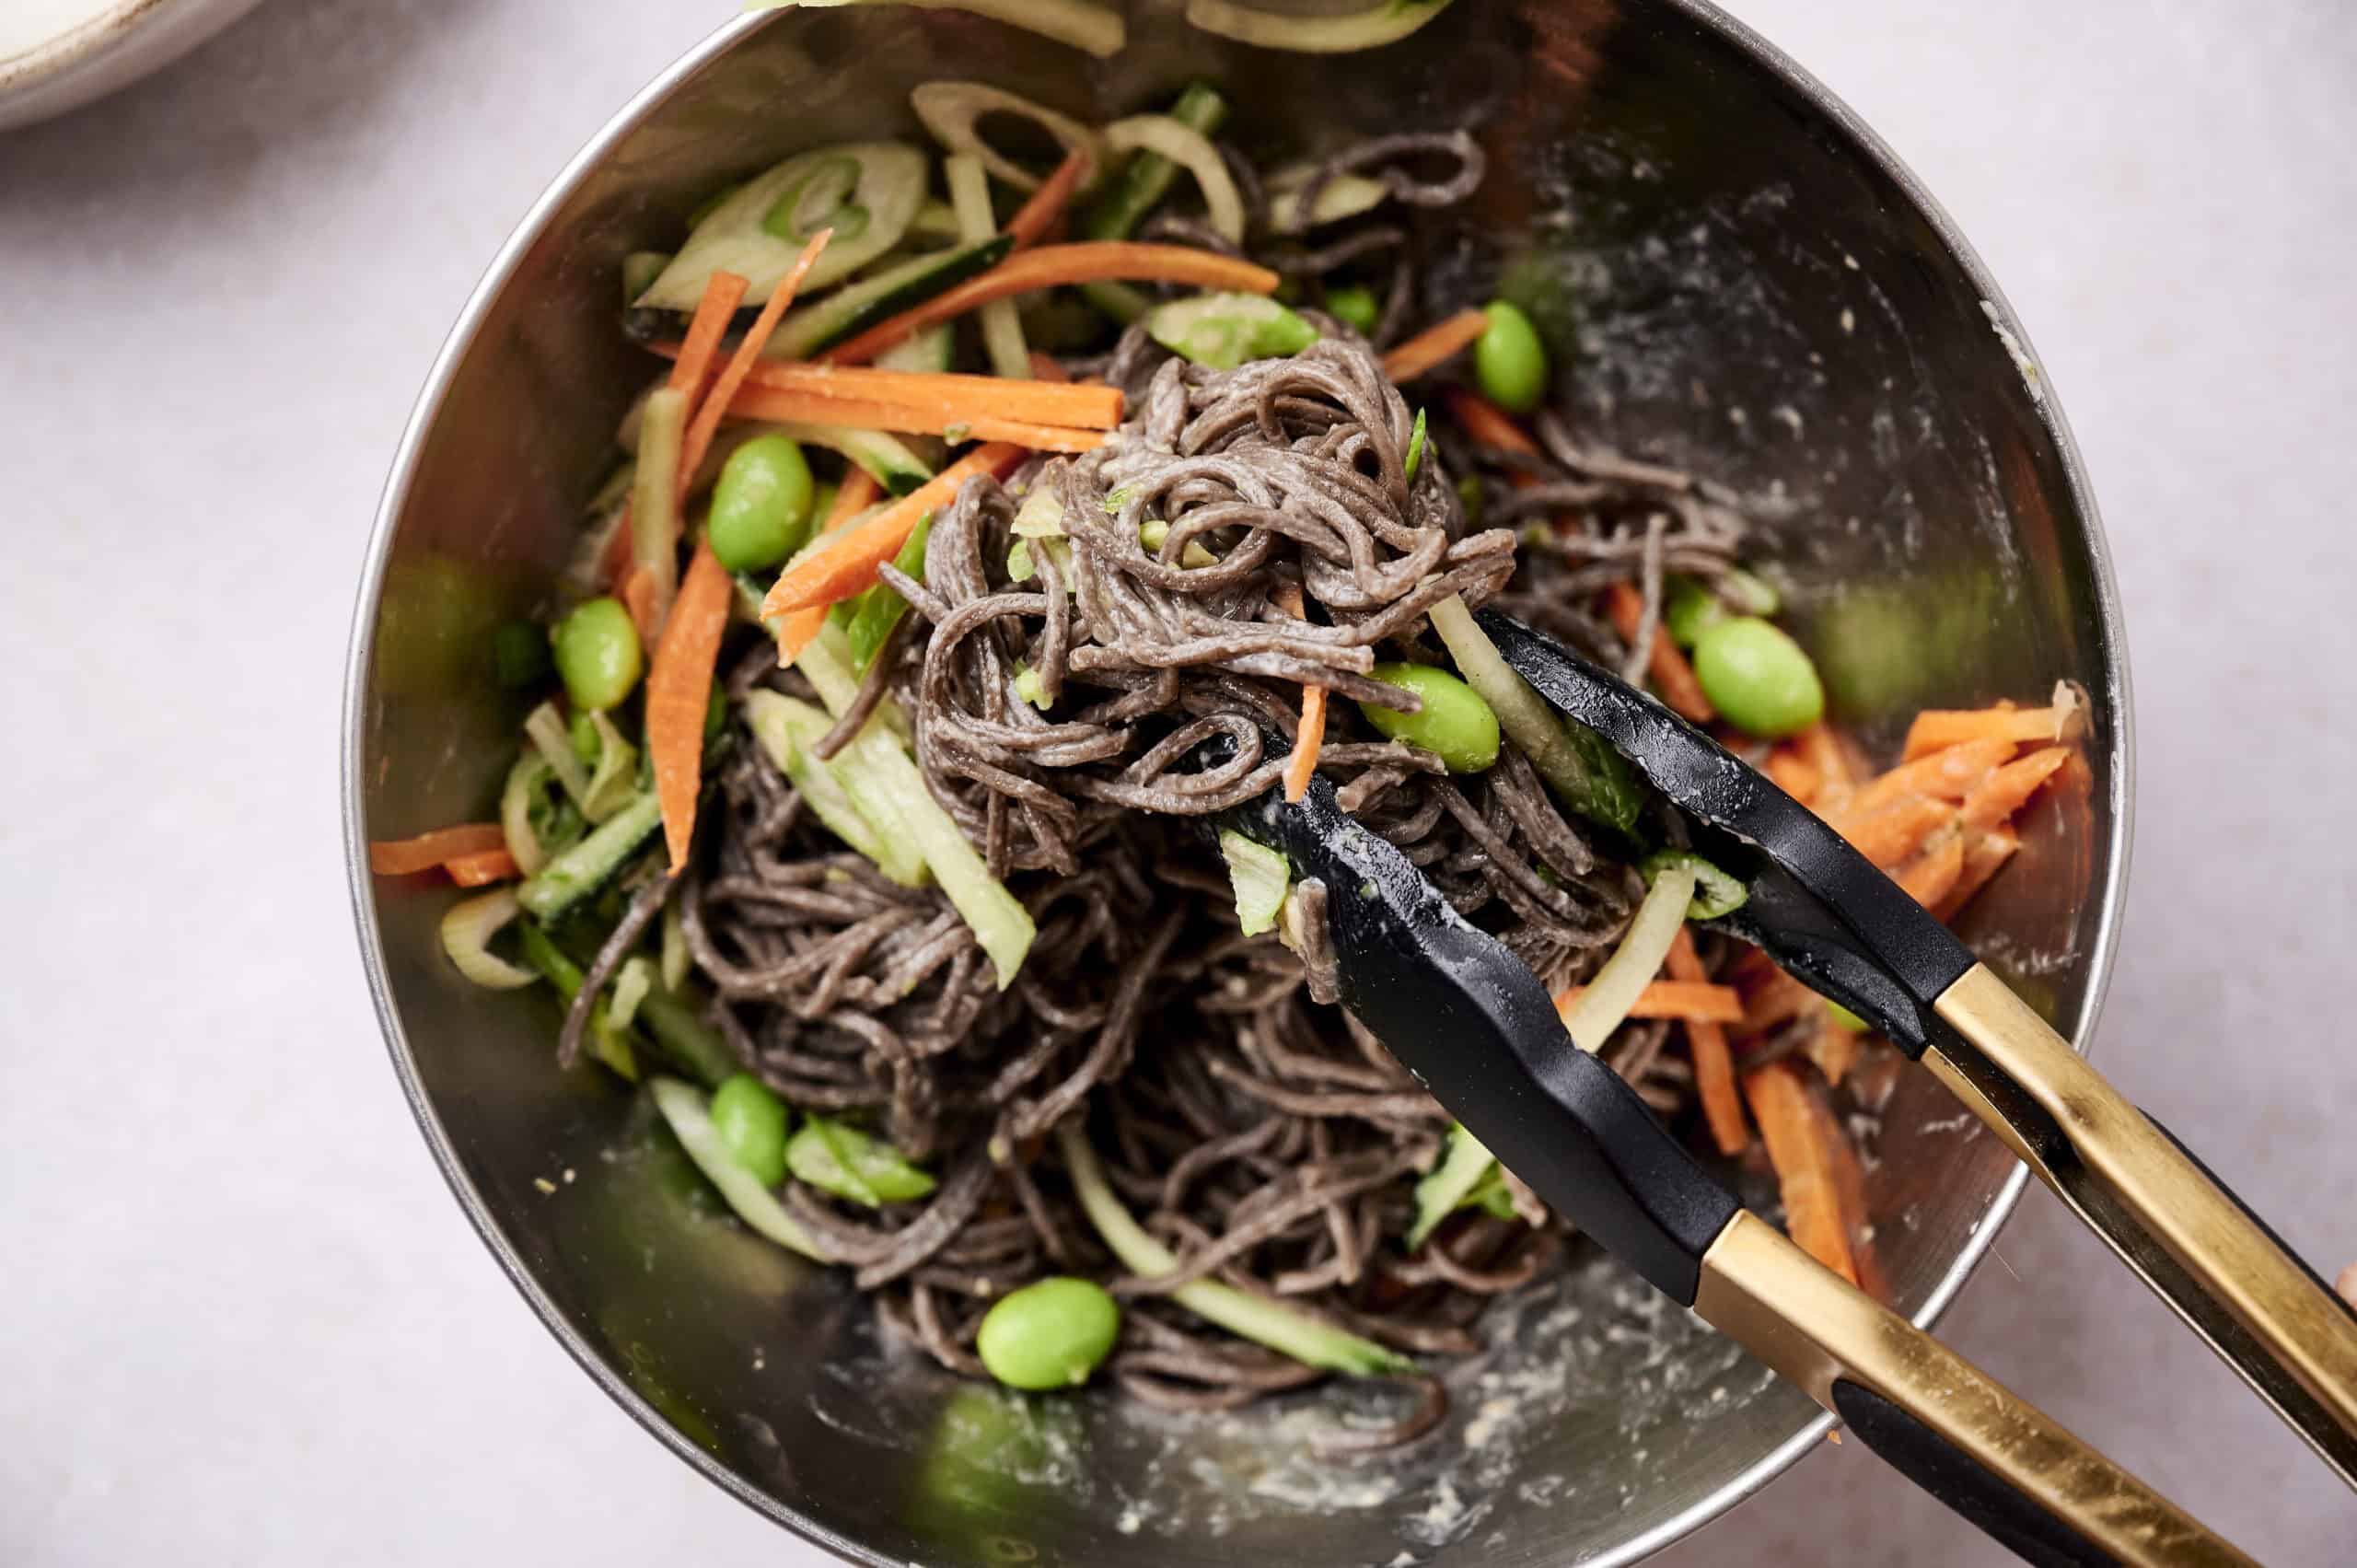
4, 1, 2351, 1562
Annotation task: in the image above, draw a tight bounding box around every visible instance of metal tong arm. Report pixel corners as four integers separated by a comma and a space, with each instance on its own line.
1695, 1210, 2255, 1568
1476, 606, 2357, 1489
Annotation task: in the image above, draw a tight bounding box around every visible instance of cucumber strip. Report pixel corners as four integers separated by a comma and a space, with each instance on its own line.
945, 155, 1033, 380
844, 514, 934, 672
516, 791, 663, 922
1103, 116, 1246, 245
1560, 867, 1699, 1053
748, 423, 933, 495
1407, 1122, 1495, 1249
874, 322, 957, 374
637, 143, 928, 310
767, 236, 1013, 361
1078, 83, 1227, 324
1056, 1121, 1413, 1375
1078, 83, 1228, 239
910, 82, 1104, 194
648, 1077, 830, 1261
1264, 167, 1388, 233
515, 921, 639, 1081
743, 691, 930, 886
1184, 0, 1456, 52
756, 0, 1124, 58
908, 199, 965, 248
832, 718, 1035, 988
1427, 594, 1644, 834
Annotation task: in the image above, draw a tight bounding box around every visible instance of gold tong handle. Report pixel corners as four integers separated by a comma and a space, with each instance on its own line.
1697, 1211, 2255, 1567
1929, 962, 2357, 1487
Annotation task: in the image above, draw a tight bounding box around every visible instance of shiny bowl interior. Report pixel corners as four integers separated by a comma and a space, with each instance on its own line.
344, 3, 2128, 1562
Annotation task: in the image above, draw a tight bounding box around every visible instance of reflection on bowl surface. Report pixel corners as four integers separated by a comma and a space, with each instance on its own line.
346, 3, 2124, 1563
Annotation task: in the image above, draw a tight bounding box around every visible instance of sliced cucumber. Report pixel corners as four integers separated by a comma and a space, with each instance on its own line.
1146, 292, 1320, 370
875, 322, 958, 374
516, 791, 663, 922
767, 236, 1013, 362
909, 81, 1103, 193
742, 691, 930, 886
1264, 164, 1390, 233
621, 250, 672, 307
746, 424, 933, 496
637, 144, 928, 312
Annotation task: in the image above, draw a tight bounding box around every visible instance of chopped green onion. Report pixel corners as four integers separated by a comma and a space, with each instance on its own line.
1056, 1121, 1413, 1375
581, 710, 641, 824
500, 754, 557, 876
1013, 663, 1052, 711
648, 1077, 830, 1260
1403, 408, 1428, 482
786, 1118, 938, 1205
1103, 114, 1247, 245
1218, 831, 1291, 936
439, 889, 537, 991
660, 899, 691, 993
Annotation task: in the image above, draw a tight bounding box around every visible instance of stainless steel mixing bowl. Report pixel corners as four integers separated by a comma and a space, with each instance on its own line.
343, 3, 2129, 1561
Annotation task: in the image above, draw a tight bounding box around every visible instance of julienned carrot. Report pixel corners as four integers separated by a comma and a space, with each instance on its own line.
1895, 830, 1965, 911
1805, 1018, 1860, 1087
726, 386, 1107, 453
1962, 746, 2069, 832
1846, 735, 2016, 817
369, 823, 508, 877
1901, 700, 2077, 761
445, 848, 521, 887
1380, 309, 1491, 384
649, 543, 736, 874
1028, 352, 1073, 383
1934, 827, 2020, 921
1268, 581, 1326, 802
1666, 927, 1747, 1157
1793, 721, 1857, 812
679, 231, 833, 500
822, 243, 1281, 366
1283, 687, 1328, 803
1606, 581, 1714, 723
1834, 792, 1953, 871
723, 361, 1122, 430
1443, 389, 1540, 458
772, 469, 883, 658
1764, 746, 1822, 805
1005, 150, 1090, 250
763, 443, 1028, 621
668, 270, 750, 401
1553, 979, 1744, 1025
1732, 967, 1821, 1040
1743, 1059, 1867, 1287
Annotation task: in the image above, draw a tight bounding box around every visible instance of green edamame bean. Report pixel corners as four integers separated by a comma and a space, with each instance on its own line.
1662, 576, 1726, 648
975, 1277, 1121, 1391
1325, 285, 1380, 334
552, 597, 643, 713
1473, 300, 1548, 414
1691, 616, 1824, 738
709, 1074, 789, 1187
710, 435, 815, 572
1358, 662, 1501, 773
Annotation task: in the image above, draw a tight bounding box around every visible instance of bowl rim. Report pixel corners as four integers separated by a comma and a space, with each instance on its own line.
342, 5, 2133, 1562
0, 0, 170, 94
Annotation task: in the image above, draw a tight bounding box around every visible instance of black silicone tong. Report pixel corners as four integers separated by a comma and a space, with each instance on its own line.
1205, 610, 2357, 1565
